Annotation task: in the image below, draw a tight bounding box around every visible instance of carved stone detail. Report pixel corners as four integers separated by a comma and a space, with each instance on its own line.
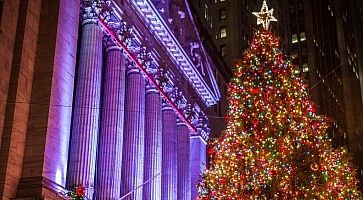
81, 0, 111, 25
196, 115, 210, 141
103, 35, 120, 52
146, 81, 159, 94
190, 41, 205, 76
118, 22, 134, 48
183, 104, 198, 126
155, 68, 169, 88
98, 4, 212, 138
126, 58, 139, 74
137, 46, 153, 68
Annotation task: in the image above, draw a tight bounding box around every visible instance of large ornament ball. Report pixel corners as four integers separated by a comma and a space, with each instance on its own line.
207, 146, 215, 155
272, 66, 279, 74
251, 87, 259, 94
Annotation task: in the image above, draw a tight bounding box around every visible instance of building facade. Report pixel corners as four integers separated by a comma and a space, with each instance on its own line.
0, 0, 224, 199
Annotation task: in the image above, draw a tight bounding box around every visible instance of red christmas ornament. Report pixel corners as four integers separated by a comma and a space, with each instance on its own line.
75, 185, 85, 197
252, 118, 259, 126
219, 177, 227, 184
251, 87, 259, 94
280, 69, 287, 75
311, 103, 316, 113
258, 67, 264, 74
272, 66, 279, 74
207, 146, 215, 155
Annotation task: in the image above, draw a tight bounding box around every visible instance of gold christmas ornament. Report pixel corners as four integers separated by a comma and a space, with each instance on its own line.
310, 162, 319, 171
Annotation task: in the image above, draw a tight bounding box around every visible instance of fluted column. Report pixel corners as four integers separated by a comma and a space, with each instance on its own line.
96, 35, 126, 199
161, 102, 178, 200
121, 65, 146, 200
67, 2, 104, 198
177, 121, 191, 200
143, 84, 162, 200
190, 136, 207, 200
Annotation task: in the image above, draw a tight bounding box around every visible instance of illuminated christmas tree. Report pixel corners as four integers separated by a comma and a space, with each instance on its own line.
198, 1, 361, 199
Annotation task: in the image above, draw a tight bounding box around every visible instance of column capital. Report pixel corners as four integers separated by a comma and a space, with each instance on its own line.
125, 59, 138, 74
146, 82, 159, 94
81, 0, 111, 25
162, 99, 173, 111
103, 34, 122, 52
176, 118, 187, 126
106, 21, 134, 48
183, 104, 198, 125
196, 115, 211, 141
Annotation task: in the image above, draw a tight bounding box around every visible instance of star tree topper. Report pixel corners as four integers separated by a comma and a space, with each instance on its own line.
252, 0, 277, 29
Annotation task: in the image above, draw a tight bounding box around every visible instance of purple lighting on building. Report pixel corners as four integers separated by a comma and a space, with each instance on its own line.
99, 18, 197, 133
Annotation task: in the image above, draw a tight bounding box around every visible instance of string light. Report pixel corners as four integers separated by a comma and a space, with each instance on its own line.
197, 29, 361, 199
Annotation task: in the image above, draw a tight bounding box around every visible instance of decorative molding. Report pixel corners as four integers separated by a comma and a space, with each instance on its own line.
117, 21, 134, 48
129, 0, 219, 107
103, 34, 121, 52
97, 4, 212, 137
137, 46, 153, 68
176, 117, 189, 126
196, 115, 210, 141
126, 59, 140, 74
81, 0, 111, 25
162, 99, 173, 111
146, 82, 159, 93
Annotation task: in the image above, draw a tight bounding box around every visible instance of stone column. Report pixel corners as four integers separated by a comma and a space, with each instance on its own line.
96, 35, 126, 199
121, 64, 146, 200
190, 136, 207, 200
67, 2, 103, 198
161, 102, 177, 200
177, 120, 191, 200
143, 84, 162, 200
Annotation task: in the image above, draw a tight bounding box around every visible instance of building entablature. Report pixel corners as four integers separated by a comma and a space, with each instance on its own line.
81, 0, 213, 141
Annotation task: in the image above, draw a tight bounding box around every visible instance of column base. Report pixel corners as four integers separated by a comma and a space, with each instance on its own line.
16, 177, 67, 200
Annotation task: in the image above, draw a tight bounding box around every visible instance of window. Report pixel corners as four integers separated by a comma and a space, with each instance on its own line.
291, 51, 298, 60
220, 27, 227, 38
220, 45, 227, 56
302, 63, 309, 72
0, 0, 3, 25
300, 32, 306, 41
219, 8, 226, 20
292, 34, 298, 43
204, 4, 208, 19
209, 15, 213, 27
